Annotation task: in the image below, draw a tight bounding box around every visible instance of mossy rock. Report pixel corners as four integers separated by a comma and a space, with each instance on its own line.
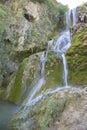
66, 24, 87, 85
38, 53, 63, 95
7, 53, 43, 104
8, 58, 28, 103
9, 86, 87, 130
9, 90, 70, 130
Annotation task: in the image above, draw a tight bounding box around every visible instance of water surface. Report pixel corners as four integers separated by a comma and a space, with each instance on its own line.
0, 100, 19, 130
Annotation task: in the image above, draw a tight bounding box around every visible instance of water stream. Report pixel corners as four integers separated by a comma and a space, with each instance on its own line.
66, 8, 77, 28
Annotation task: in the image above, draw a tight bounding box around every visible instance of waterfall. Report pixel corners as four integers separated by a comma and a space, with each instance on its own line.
72, 8, 77, 26
66, 7, 77, 28
53, 30, 71, 86
40, 52, 46, 78
26, 53, 46, 105
25, 8, 77, 107
62, 54, 68, 86
45, 39, 53, 59
66, 10, 71, 29
26, 78, 44, 106
24, 42, 54, 107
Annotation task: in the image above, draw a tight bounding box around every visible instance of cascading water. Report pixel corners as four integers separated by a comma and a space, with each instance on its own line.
45, 39, 53, 59
40, 52, 46, 78
66, 10, 71, 29
25, 52, 46, 106
72, 8, 77, 26
53, 30, 71, 86
62, 54, 68, 86
24, 42, 52, 107
25, 8, 76, 107
66, 8, 77, 28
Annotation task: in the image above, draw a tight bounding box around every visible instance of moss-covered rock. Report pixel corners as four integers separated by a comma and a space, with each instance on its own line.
67, 23, 87, 85
38, 53, 63, 95
0, 49, 63, 104
9, 87, 87, 130
8, 59, 28, 103
5, 53, 41, 104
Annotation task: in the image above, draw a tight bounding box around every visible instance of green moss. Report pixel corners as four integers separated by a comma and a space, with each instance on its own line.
29, 94, 69, 130
47, 31, 59, 40
8, 59, 28, 103
36, 54, 63, 96
41, 97, 68, 130
67, 25, 87, 85
43, 64, 63, 90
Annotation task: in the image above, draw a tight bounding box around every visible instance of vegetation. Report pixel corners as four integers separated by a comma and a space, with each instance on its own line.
67, 25, 87, 85
22, 93, 69, 130
10, 92, 69, 130
36, 53, 63, 95
40, 96, 68, 130
0, 4, 7, 33
8, 59, 28, 103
